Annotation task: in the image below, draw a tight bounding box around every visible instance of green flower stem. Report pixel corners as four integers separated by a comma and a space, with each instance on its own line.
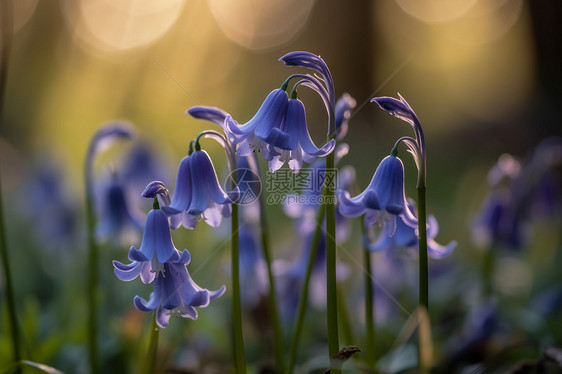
417, 185, 430, 372
85, 193, 99, 374
417, 186, 428, 312
362, 247, 376, 367
0, 2, 21, 371
0, 177, 21, 372
482, 244, 495, 297
325, 149, 340, 373
231, 170, 246, 373
286, 201, 326, 374
336, 283, 354, 345
142, 312, 159, 374
257, 173, 285, 374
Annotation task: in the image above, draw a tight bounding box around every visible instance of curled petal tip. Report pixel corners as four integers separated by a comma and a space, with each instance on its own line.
142, 181, 169, 199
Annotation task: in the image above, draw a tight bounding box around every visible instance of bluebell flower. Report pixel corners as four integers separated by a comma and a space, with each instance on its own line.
338, 155, 418, 229
364, 209, 456, 259
189, 94, 335, 173
95, 174, 143, 243
188, 51, 339, 173
134, 259, 226, 328
162, 150, 239, 229
113, 203, 225, 327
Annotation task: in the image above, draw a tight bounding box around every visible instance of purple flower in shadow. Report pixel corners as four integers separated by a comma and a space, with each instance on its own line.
365, 211, 456, 259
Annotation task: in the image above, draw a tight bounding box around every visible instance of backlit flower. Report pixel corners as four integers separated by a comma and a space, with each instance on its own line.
162, 150, 238, 228
338, 155, 417, 229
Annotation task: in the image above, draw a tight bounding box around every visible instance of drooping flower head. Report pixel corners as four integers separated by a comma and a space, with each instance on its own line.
86, 122, 134, 197
372, 94, 426, 187
113, 181, 226, 327
187, 51, 340, 173
338, 155, 418, 230
162, 148, 239, 229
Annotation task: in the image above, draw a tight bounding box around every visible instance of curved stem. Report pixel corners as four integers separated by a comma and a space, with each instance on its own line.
195, 130, 236, 174
256, 159, 285, 374
286, 202, 326, 374
325, 149, 340, 372
230, 165, 246, 373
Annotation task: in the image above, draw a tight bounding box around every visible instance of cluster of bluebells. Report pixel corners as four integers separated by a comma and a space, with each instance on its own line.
106, 51, 458, 338
473, 137, 562, 251
113, 182, 226, 328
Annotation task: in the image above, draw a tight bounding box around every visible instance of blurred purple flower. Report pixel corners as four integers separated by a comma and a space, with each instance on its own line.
334, 93, 356, 141
95, 175, 143, 243
284, 146, 353, 240
274, 226, 349, 321
238, 226, 268, 307
162, 150, 239, 229
364, 210, 456, 259
21, 159, 78, 249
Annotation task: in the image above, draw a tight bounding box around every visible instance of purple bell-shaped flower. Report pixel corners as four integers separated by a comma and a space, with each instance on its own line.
338, 155, 417, 229
162, 150, 239, 228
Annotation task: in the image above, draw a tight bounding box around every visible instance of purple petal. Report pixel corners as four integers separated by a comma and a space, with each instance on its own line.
187, 106, 230, 128
163, 156, 193, 215
113, 260, 143, 281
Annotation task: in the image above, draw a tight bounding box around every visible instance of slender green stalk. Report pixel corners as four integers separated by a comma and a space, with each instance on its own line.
286, 202, 326, 374
417, 187, 428, 312
257, 168, 285, 373
325, 149, 340, 372
142, 312, 159, 374
362, 247, 376, 367
482, 244, 495, 297
231, 170, 246, 373
0, 1, 21, 372
417, 186, 430, 372
336, 284, 354, 345
85, 192, 99, 373
0, 178, 21, 372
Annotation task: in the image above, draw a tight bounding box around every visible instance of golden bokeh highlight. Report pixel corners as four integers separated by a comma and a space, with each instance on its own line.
374, 0, 534, 133
207, 0, 316, 50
